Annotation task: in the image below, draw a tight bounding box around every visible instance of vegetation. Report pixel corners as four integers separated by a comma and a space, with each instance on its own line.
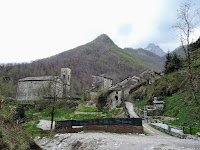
0, 96, 41, 149
0, 34, 157, 97
131, 45, 200, 128
173, 1, 200, 104
164, 52, 183, 74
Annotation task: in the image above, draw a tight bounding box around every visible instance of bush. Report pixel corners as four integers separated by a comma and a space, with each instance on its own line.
15, 104, 25, 119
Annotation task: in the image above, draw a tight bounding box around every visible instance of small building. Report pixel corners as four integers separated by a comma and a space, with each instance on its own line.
16, 68, 71, 101
90, 74, 113, 100
140, 70, 162, 84
153, 97, 165, 109
91, 74, 113, 90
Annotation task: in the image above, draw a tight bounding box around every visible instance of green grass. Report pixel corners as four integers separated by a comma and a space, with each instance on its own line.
134, 97, 149, 108
77, 106, 101, 112
23, 121, 42, 137
165, 121, 200, 135
162, 90, 200, 128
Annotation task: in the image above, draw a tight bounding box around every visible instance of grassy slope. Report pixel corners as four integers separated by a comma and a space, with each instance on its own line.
131, 49, 200, 128
0, 97, 41, 149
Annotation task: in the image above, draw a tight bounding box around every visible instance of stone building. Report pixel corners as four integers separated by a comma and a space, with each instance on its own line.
16, 68, 71, 101
104, 76, 140, 110
140, 70, 162, 84
90, 74, 113, 99
95, 70, 161, 111
153, 97, 165, 110
91, 74, 112, 90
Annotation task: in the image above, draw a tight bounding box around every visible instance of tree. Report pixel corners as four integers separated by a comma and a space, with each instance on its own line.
164, 51, 182, 74
36, 77, 63, 129
171, 53, 183, 71
173, 2, 200, 105
164, 51, 172, 74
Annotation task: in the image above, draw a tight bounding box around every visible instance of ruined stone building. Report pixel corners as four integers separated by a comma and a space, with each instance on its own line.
16, 68, 71, 101
93, 70, 162, 111
90, 74, 113, 99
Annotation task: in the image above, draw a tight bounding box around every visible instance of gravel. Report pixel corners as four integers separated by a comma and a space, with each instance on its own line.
35, 132, 200, 150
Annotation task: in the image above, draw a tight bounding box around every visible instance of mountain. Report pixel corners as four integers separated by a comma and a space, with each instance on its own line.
145, 43, 166, 57
161, 46, 186, 62
0, 34, 167, 97
171, 46, 186, 57
124, 48, 164, 71
1, 34, 152, 96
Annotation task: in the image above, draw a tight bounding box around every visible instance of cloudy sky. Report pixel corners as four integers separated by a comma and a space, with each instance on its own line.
0, 0, 200, 63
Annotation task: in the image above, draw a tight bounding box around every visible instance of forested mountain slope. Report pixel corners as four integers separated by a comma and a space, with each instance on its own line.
124, 48, 164, 71
1, 34, 156, 96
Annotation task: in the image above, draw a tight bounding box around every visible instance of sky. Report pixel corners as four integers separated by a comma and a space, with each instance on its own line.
0, 0, 200, 63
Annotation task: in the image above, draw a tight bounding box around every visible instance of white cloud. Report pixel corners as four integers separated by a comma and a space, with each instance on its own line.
0, 0, 199, 63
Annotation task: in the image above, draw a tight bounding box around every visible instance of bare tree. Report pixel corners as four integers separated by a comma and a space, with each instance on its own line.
36, 77, 63, 129
173, 2, 200, 105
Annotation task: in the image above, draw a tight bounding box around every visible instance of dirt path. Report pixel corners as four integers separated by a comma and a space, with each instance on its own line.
125, 101, 167, 136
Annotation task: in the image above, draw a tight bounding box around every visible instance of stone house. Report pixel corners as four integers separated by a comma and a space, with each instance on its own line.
140, 70, 162, 84
95, 70, 162, 111
90, 74, 113, 99
16, 68, 71, 101
153, 97, 165, 110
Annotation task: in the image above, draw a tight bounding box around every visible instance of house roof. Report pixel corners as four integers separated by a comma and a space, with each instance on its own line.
19, 76, 59, 82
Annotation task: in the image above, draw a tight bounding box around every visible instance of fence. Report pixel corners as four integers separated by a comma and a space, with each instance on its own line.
55, 118, 142, 129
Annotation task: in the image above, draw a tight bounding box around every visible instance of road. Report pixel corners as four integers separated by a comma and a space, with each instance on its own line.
125, 101, 167, 136
35, 103, 200, 149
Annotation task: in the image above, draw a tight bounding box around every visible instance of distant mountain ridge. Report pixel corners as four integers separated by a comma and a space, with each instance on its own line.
145, 43, 166, 57
124, 48, 164, 71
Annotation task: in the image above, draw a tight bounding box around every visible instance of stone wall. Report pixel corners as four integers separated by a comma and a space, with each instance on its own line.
16, 68, 71, 100
16, 77, 63, 101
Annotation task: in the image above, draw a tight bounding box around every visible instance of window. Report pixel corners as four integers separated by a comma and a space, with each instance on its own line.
68, 75, 70, 80
115, 96, 118, 100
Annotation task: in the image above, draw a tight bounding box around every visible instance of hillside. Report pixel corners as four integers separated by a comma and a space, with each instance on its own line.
1, 34, 156, 97
130, 47, 200, 128
124, 48, 164, 71
162, 46, 186, 61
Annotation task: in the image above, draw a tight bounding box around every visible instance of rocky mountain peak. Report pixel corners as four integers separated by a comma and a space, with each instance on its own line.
92, 34, 114, 45
145, 43, 166, 57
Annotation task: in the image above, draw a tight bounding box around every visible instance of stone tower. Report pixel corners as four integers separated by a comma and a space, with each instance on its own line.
61, 68, 71, 98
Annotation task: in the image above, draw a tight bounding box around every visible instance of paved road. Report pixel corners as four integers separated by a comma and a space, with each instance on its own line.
125, 101, 166, 136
